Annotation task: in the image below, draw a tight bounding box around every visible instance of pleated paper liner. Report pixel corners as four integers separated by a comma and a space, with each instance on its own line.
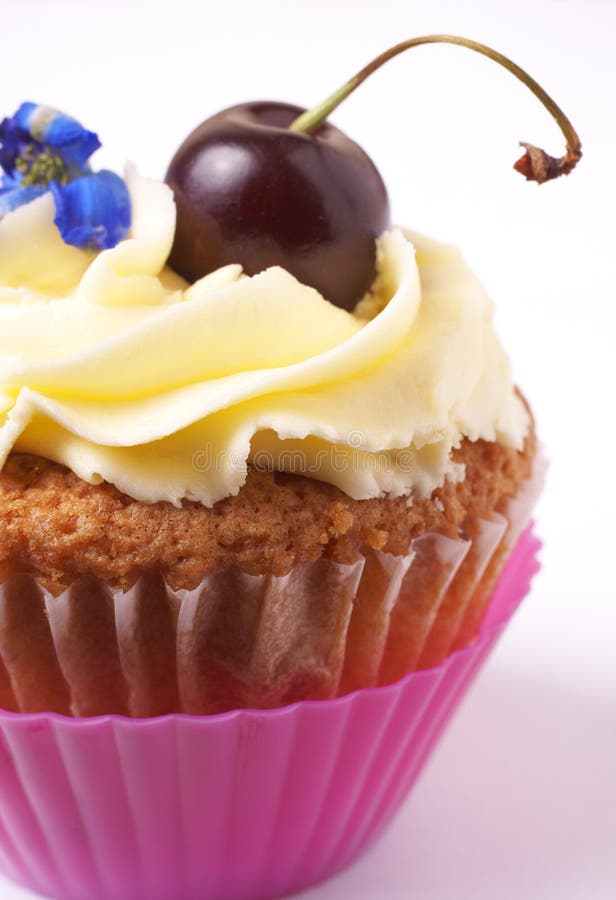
0, 456, 545, 717
0, 527, 541, 900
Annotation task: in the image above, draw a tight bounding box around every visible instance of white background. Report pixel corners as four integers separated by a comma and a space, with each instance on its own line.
1, 0, 615, 898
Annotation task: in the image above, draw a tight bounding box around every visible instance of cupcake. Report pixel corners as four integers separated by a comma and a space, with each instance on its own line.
0, 176, 537, 716
0, 33, 577, 900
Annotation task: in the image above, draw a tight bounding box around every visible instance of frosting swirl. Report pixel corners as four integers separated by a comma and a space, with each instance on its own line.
0, 169, 528, 506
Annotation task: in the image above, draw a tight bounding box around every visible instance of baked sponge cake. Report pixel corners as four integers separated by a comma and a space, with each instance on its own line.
0, 431, 535, 716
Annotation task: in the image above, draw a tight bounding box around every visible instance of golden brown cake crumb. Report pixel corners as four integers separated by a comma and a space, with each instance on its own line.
0, 428, 535, 593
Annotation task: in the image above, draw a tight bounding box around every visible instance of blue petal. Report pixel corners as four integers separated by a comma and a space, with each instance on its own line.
50, 170, 131, 250
6, 102, 101, 167
0, 171, 21, 192
11, 102, 38, 131
0, 180, 46, 217
40, 112, 100, 166
0, 115, 31, 173
30, 104, 100, 166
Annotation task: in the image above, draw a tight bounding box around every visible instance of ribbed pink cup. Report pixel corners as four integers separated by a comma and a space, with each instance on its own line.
0, 527, 540, 900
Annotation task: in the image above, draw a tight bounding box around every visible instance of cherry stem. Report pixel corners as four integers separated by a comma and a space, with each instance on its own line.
289, 34, 582, 183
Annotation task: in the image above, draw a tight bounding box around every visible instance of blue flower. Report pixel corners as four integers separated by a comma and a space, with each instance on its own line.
0, 102, 131, 251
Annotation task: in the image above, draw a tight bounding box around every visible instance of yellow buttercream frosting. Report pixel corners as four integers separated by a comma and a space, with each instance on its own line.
0, 169, 529, 506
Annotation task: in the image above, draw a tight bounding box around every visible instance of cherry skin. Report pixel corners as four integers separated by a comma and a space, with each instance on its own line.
165, 101, 390, 311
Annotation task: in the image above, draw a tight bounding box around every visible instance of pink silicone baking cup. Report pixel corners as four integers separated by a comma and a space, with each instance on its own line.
0, 526, 540, 900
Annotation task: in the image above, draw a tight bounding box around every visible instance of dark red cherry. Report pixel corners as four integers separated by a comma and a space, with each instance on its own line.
165, 38, 581, 311
165, 101, 390, 311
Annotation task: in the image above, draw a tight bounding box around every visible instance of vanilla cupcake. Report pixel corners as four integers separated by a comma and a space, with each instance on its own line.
0, 120, 537, 715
